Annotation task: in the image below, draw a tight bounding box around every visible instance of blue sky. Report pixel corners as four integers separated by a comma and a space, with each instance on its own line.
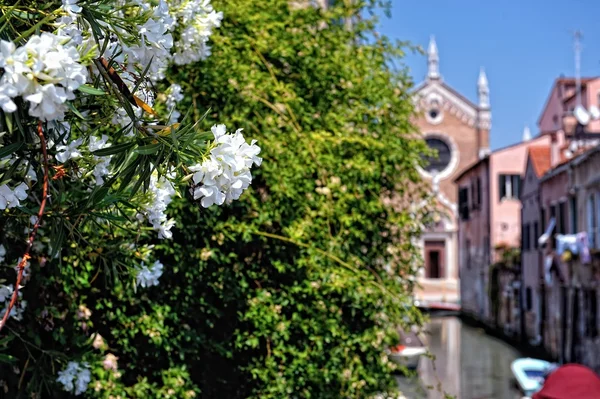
376, 0, 600, 150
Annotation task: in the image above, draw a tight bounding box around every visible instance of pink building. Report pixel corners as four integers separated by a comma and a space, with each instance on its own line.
455, 133, 550, 323
520, 76, 600, 347
538, 77, 600, 137
520, 145, 552, 344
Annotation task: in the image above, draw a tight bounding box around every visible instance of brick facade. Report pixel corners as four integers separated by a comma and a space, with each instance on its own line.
412, 37, 490, 305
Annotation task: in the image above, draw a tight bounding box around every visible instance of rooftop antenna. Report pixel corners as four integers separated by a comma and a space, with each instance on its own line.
574, 30, 583, 106
573, 30, 591, 125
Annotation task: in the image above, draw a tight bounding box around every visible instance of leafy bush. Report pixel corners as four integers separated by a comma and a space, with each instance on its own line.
0, 0, 429, 398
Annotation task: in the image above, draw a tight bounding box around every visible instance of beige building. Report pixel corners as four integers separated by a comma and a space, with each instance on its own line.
412, 37, 491, 305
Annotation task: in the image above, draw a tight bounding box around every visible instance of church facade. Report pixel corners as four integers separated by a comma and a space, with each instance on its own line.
412, 37, 491, 305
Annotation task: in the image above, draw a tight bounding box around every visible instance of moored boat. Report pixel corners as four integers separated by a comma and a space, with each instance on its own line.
510, 358, 553, 396
388, 328, 427, 370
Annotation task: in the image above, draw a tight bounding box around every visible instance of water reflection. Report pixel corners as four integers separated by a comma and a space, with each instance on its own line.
396, 316, 522, 399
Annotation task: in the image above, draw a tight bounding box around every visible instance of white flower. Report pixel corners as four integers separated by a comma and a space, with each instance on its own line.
189, 124, 261, 208
139, 173, 176, 239
62, 0, 82, 15
192, 183, 225, 207
165, 83, 184, 123
25, 165, 37, 183
57, 361, 91, 396
93, 156, 112, 186
88, 135, 109, 152
56, 138, 83, 163
0, 244, 5, 263
123, 2, 174, 81
157, 219, 176, 239
0, 285, 12, 302
170, 0, 223, 65
0, 284, 26, 321
0, 33, 88, 121
0, 182, 29, 209
102, 353, 119, 371
87, 135, 112, 185
136, 260, 163, 288
15, 257, 31, 279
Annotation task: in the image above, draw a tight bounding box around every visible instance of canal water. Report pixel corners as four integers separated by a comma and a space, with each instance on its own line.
396, 316, 523, 399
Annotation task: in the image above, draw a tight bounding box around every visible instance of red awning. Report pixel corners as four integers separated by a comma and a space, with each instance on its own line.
533, 364, 600, 399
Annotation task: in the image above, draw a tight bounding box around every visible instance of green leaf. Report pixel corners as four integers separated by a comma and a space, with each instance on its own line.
66, 101, 86, 120
0, 354, 16, 364
135, 143, 161, 155
0, 335, 14, 348
93, 142, 136, 157
0, 141, 24, 159
88, 186, 110, 207
49, 221, 65, 260
77, 84, 106, 96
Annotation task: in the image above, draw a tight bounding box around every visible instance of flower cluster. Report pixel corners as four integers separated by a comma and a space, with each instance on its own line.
0, 182, 28, 210
88, 135, 112, 186
56, 139, 83, 163
170, 0, 224, 65
190, 125, 262, 208
56, 361, 91, 396
56, 0, 84, 45
165, 83, 184, 123
0, 0, 264, 393
124, 1, 174, 81
136, 260, 164, 288
0, 284, 26, 321
139, 173, 176, 239
0, 32, 88, 121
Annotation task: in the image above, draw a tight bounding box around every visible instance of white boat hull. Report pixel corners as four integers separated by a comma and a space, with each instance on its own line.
510, 358, 552, 396
389, 347, 427, 370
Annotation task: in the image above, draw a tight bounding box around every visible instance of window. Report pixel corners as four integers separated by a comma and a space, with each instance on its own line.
470, 178, 482, 210
558, 201, 567, 235
570, 196, 578, 234
459, 187, 470, 220
526, 287, 533, 311
476, 177, 482, 208
470, 180, 476, 209
427, 251, 441, 279
499, 174, 521, 201
541, 208, 546, 234
586, 289, 598, 338
523, 223, 531, 251
533, 221, 539, 249
466, 239, 471, 270
587, 194, 596, 249
422, 137, 452, 174
483, 235, 490, 265
596, 191, 600, 248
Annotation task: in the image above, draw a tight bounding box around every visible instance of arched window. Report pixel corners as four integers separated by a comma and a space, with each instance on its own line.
422, 137, 452, 174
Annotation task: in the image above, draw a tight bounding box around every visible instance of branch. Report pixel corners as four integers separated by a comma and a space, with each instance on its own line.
0, 121, 49, 332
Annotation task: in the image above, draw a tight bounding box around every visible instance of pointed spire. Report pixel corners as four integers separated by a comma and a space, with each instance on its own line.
477, 67, 490, 109
523, 125, 532, 141
427, 36, 440, 80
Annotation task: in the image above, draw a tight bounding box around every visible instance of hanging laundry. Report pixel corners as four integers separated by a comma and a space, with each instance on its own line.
555, 234, 579, 256
544, 255, 554, 286
577, 231, 591, 264
538, 217, 556, 247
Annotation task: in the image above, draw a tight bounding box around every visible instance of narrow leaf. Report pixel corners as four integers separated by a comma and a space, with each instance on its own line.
78, 84, 106, 96
92, 142, 135, 157
0, 141, 24, 159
